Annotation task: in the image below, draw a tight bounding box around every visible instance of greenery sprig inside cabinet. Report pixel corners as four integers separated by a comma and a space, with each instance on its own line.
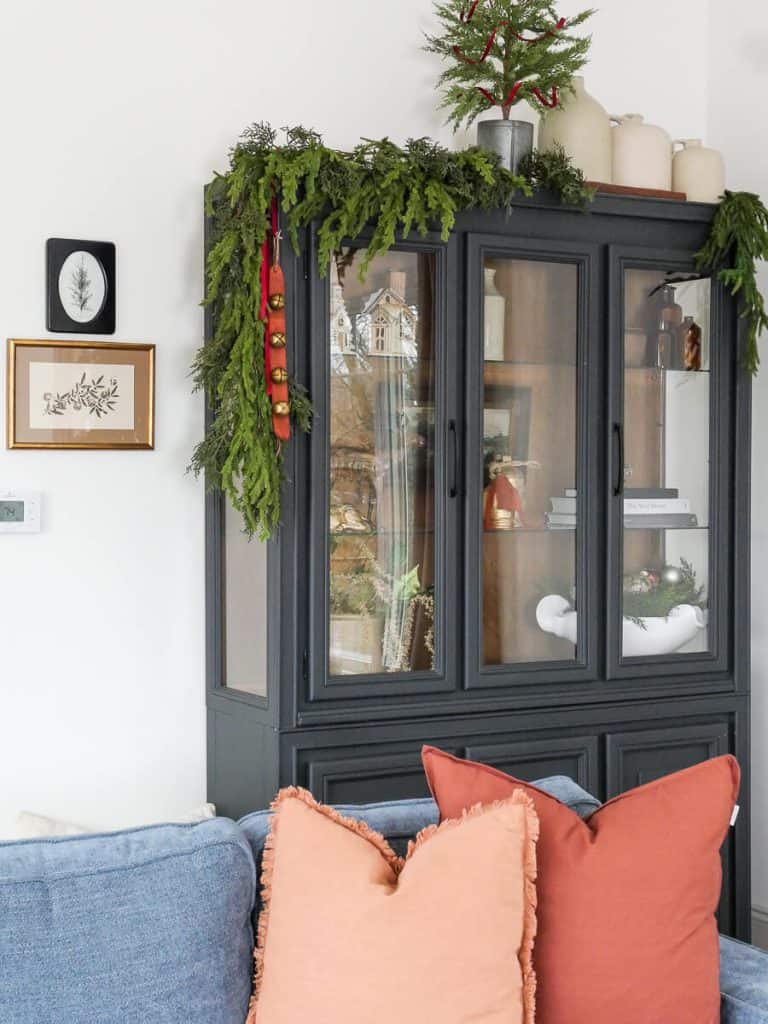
205, 191, 752, 939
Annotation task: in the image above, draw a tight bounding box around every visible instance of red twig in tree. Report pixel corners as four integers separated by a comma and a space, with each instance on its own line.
453, 15, 566, 64
531, 85, 559, 107
453, 4, 567, 112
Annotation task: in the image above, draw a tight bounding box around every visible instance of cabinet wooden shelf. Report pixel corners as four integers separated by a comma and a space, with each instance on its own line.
484, 361, 577, 387
205, 192, 751, 940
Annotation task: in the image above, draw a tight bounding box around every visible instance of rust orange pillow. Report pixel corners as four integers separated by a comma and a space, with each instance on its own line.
246, 786, 539, 1024
423, 747, 740, 1024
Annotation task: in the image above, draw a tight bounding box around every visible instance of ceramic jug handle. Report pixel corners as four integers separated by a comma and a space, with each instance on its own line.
673, 139, 699, 150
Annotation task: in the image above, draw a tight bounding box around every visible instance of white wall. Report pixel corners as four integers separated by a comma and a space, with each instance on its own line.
0, 0, 712, 837
706, 0, 768, 917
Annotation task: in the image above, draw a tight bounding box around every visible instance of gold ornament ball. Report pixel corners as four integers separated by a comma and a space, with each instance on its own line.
270, 332, 286, 349
273, 401, 291, 417
269, 293, 286, 311
271, 367, 288, 385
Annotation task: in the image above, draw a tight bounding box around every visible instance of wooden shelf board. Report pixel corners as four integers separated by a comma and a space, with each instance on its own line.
587, 181, 687, 201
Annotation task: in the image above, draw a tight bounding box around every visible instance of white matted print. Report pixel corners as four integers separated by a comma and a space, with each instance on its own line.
58, 251, 108, 324
28, 362, 135, 431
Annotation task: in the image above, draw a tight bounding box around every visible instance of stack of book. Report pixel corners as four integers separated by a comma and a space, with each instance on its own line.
546, 492, 578, 530
545, 488, 699, 530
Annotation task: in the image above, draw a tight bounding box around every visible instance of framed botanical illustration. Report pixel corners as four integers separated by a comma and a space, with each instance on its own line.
7, 339, 154, 450
46, 239, 116, 334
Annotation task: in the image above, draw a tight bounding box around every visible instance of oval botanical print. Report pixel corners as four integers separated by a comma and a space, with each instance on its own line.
58, 251, 107, 324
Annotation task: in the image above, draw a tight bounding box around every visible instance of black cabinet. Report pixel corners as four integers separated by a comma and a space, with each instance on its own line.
205, 191, 751, 939
605, 721, 731, 795
465, 736, 599, 794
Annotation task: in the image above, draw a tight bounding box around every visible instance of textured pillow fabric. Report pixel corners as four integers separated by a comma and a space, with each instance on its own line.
247, 786, 539, 1024
423, 746, 740, 1024
0, 819, 255, 1024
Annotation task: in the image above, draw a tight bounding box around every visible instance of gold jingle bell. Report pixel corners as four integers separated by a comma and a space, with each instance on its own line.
270, 332, 286, 349
270, 367, 288, 385
269, 293, 285, 311
273, 401, 290, 417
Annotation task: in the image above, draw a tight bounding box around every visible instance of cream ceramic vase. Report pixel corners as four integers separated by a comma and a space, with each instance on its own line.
672, 139, 726, 203
538, 76, 612, 183
484, 268, 506, 361
611, 114, 672, 190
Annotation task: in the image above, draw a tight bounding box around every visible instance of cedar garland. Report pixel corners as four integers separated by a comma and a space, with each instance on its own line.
190, 124, 550, 539
190, 123, 764, 539
694, 189, 768, 375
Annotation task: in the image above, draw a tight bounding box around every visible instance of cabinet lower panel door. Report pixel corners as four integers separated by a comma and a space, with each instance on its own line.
605, 720, 734, 933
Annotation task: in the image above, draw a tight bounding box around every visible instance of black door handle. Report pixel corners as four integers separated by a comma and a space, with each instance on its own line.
448, 420, 458, 499
613, 422, 625, 497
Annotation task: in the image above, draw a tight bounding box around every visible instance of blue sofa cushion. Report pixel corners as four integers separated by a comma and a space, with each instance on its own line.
0, 819, 255, 1024
721, 935, 768, 1024
238, 775, 601, 928
238, 775, 601, 861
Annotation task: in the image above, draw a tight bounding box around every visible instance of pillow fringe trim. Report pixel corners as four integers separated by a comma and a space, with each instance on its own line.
406, 790, 538, 1024
246, 786, 539, 1024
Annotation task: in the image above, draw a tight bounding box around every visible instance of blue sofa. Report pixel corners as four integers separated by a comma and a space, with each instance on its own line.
1, 777, 765, 1023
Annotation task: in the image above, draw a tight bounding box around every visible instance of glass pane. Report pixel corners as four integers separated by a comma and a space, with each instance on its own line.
328, 249, 436, 676
483, 257, 579, 665
223, 499, 268, 695
621, 270, 711, 658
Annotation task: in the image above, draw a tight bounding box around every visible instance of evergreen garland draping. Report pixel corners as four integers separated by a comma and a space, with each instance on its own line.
190, 123, 765, 539
694, 190, 768, 375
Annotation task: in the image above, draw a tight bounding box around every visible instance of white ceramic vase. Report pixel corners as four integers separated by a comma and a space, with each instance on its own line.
536, 595, 706, 656
538, 76, 612, 183
672, 139, 726, 203
484, 268, 506, 361
611, 114, 672, 191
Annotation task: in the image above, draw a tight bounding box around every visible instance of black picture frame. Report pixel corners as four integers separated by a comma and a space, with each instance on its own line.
46, 238, 116, 334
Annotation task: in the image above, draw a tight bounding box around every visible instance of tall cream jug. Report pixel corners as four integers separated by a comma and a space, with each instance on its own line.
672, 140, 726, 203
611, 114, 672, 190
538, 76, 612, 182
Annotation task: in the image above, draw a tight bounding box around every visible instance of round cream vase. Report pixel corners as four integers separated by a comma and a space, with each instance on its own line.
672, 139, 726, 203
538, 76, 612, 183
611, 114, 672, 191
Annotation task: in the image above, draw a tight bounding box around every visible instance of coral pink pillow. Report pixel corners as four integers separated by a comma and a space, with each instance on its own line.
246, 787, 539, 1024
423, 747, 740, 1024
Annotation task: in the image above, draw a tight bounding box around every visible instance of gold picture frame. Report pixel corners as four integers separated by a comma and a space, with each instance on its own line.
7, 339, 155, 450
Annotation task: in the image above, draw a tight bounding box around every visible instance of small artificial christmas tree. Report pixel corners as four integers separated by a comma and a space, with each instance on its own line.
425, 0, 594, 129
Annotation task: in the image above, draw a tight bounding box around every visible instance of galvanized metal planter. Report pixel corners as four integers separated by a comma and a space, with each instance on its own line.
477, 119, 534, 174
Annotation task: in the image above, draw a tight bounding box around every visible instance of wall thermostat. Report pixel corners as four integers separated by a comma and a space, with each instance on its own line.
0, 492, 41, 533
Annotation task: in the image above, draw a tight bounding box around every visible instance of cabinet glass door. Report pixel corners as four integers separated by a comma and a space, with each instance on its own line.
619, 268, 712, 660
480, 255, 580, 666
327, 248, 438, 678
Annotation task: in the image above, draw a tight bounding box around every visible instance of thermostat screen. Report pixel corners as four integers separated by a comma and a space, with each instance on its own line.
0, 501, 24, 523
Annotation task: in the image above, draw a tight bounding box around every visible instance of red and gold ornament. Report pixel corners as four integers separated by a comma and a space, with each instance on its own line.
261, 199, 291, 442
